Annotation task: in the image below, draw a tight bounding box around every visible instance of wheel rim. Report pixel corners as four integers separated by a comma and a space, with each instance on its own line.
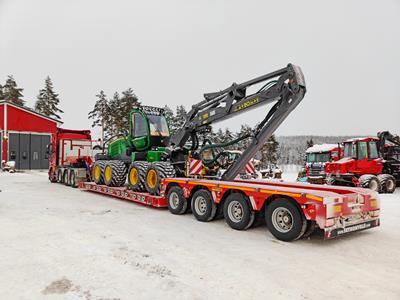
94, 165, 101, 181
271, 207, 294, 233
195, 196, 207, 215
387, 179, 395, 191
104, 166, 112, 182
129, 168, 139, 185
227, 200, 244, 223
369, 180, 378, 191
147, 169, 157, 189
169, 192, 180, 209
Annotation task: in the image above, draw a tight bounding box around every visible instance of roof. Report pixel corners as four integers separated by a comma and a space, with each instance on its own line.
306, 144, 338, 153
0, 100, 63, 124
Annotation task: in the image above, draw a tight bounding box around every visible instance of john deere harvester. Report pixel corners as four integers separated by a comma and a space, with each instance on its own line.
92, 63, 306, 195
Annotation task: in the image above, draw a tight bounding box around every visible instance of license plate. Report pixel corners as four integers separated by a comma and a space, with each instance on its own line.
326, 220, 379, 239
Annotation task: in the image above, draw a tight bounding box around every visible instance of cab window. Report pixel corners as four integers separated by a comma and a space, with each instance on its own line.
132, 113, 147, 137
357, 142, 368, 160
369, 141, 379, 159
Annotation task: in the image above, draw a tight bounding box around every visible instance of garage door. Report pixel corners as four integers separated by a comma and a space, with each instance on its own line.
8, 133, 51, 170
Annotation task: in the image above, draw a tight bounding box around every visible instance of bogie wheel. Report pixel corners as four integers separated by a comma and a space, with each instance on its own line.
265, 198, 307, 242
128, 161, 149, 191
377, 174, 396, 194
103, 160, 127, 187
167, 186, 189, 215
359, 174, 381, 193
57, 168, 63, 183
63, 170, 70, 186
69, 170, 77, 188
223, 193, 255, 230
191, 189, 217, 222
144, 162, 176, 195
93, 161, 106, 185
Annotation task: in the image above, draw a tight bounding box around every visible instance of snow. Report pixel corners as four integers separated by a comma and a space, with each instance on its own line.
0, 171, 400, 300
306, 144, 337, 153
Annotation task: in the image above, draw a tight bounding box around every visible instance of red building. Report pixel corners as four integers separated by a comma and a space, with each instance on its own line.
0, 100, 61, 169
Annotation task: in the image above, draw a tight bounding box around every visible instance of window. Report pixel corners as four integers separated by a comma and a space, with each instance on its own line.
148, 115, 169, 137
344, 143, 353, 158
369, 141, 379, 159
306, 152, 331, 163
357, 142, 368, 160
132, 113, 147, 137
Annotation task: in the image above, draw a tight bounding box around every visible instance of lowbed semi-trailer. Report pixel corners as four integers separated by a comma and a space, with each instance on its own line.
79, 177, 380, 241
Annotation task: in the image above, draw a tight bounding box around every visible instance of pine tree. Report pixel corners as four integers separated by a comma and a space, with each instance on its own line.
163, 105, 174, 135
34, 76, 63, 120
236, 124, 253, 151
171, 105, 187, 134
88, 91, 110, 145
108, 92, 123, 137
3, 75, 24, 106
0, 84, 4, 100
260, 134, 279, 164
223, 128, 235, 149
306, 138, 314, 148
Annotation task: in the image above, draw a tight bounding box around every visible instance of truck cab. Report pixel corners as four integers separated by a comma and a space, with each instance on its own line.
305, 144, 340, 184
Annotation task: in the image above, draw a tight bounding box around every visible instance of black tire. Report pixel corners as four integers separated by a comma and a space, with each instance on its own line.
223, 193, 255, 230
167, 186, 188, 215
103, 160, 127, 187
57, 169, 63, 183
302, 221, 316, 239
359, 174, 381, 193
326, 176, 336, 186
265, 198, 307, 242
93, 161, 106, 185
144, 162, 176, 195
377, 174, 396, 194
128, 161, 150, 191
93, 145, 102, 150
191, 189, 217, 222
69, 170, 77, 188
63, 170, 70, 186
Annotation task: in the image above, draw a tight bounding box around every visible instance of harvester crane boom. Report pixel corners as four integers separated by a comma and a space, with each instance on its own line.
170, 63, 306, 181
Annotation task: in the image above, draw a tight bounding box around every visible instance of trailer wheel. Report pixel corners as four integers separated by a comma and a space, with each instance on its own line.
69, 170, 77, 188
145, 162, 176, 195
265, 198, 307, 242
93, 161, 106, 185
63, 170, 70, 186
377, 174, 396, 194
191, 189, 217, 222
57, 169, 63, 183
301, 221, 316, 239
128, 161, 149, 191
104, 160, 127, 187
359, 175, 381, 192
167, 186, 188, 215
223, 193, 255, 230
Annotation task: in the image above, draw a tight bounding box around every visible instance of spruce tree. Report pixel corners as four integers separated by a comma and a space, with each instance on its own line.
88, 91, 110, 145
108, 92, 123, 137
260, 134, 280, 164
223, 128, 234, 150
172, 105, 187, 134
34, 76, 63, 120
306, 138, 314, 148
3, 75, 24, 106
0, 84, 3, 100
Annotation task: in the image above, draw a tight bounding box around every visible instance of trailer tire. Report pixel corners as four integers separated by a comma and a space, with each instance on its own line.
63, 170, 70, 186
69, 170, 77, 188
104, 160, 127, 187
167, 186, 188, 215
93, 161, 106, 185
377, 174, 396, 194
145, 162, 176, 195
191, 189, 217, 222
359, 175, 381, 193
223, 193, 255, 230
57, 168, 63, 183
265, 198, 307, 242
128, 161, 149, 191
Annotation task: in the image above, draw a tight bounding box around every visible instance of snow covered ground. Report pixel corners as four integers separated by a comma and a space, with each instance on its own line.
0, 170, 399, 300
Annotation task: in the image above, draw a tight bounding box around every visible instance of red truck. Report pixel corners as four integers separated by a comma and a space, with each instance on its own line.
48, 128, 94, 187
305, 144, 341, 184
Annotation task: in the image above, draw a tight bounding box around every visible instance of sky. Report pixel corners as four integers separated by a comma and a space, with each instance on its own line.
0, 0, 399, 138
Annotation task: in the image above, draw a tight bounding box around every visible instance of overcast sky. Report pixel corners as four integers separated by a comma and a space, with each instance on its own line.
0, 0, 399, 137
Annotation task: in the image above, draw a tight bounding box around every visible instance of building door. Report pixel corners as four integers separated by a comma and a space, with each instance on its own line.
30, 135, 41, 169
19, 134, 30, 169
8, 133, 20, 168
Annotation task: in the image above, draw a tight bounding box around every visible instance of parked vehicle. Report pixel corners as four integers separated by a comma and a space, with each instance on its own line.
305, 144, 340, 184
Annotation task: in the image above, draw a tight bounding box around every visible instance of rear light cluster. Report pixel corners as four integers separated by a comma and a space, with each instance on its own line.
369, 210, 380, 218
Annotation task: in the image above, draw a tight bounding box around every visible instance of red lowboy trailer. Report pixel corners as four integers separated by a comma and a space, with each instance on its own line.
79, 177, 380, 242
